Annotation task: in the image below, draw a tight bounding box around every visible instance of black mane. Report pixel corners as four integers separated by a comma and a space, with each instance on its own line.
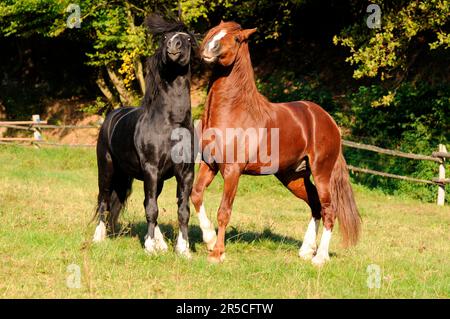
145, 13, 186, 35
142, 14, 197, 107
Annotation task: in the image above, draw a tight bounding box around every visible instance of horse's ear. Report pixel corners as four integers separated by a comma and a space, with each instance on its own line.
240, 28, 257, 41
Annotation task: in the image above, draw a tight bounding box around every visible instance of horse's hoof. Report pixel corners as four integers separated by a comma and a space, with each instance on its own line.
176, 249, 192, 259
207, 252, 225, 264
175, 233, 191, 258
153, 226, 168, 252
92, 221, 107, 243
156, 244, 168, 252
154, 239, 169, 252
144, 237, 157, 255
299, 248, 316, 261
311, 254, 329, 267
204, 233, 217, 251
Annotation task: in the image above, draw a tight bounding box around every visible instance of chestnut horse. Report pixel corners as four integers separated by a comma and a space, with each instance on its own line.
191, 21, 361, 266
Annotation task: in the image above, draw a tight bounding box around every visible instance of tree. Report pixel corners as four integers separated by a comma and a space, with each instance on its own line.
333, 0, 450, 106
0, 0, 175, 108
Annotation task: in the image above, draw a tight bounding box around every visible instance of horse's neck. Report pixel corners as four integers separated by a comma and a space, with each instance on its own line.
208, 44, 268, 115
143, 66, 191, 121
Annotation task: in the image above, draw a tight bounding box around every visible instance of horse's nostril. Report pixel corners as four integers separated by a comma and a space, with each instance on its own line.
168, 38, 182, 52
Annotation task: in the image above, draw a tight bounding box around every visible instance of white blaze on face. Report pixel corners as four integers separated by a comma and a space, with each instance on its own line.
168, 32, 190, 44
204, 30, 227, 57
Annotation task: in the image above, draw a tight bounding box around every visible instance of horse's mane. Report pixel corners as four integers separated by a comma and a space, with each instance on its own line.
142, 14, 197, 107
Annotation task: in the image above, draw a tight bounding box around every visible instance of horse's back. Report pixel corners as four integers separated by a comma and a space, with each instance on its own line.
97, 107, 143, 178
278, 100, 340, 140
269, 100, 341, 170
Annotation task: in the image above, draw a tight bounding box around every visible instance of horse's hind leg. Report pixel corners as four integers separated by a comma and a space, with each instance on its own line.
93, 151, 114, 243
190, 161, 218, 250
108, 172, 133, 236
309, 156, 338, 266
276, 172, 322, 260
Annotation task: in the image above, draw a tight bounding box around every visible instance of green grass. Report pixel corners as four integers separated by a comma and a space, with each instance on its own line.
0, 145, 449, 298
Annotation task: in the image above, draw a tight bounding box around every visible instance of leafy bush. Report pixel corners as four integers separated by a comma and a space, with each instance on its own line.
340, 82, 449, 202
256, 71, 338, 113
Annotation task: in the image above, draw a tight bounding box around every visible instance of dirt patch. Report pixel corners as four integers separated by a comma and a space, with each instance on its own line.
42, 97, 101, 145
3, 75, 209, 144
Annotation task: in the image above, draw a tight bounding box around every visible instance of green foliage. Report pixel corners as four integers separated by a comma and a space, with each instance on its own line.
256, 71, 338, 112
181, 0, 303, 42
84, 3, 152, 67
191, 104, 205, 121
334, 0, 450, 82
0, 0, 66, 37
0, 0, 159, 109
339, 82, 449, 202
79, 97, 109, 116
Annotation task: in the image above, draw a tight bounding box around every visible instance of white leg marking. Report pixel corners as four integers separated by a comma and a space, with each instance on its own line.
144, 226, 168, 254
198, 204, 217, 250
154, 226, 168, 252
92, 221, 107, 242
144, 234, 156, 255
311, 228, 332, 267
299, 218, 319, 260
175, 230, 191, 259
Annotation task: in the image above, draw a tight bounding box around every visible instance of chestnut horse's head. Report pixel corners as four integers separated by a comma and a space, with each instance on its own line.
200, 21, 256, 66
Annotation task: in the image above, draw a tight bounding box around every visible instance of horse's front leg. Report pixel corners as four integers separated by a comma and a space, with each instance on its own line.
208, 164, 241, 263
174, 165, 194, 258
191, 161, 218, 250
142, 165, 166, 254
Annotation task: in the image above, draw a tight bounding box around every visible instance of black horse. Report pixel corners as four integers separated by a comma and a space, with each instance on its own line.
92, 15, 196, 258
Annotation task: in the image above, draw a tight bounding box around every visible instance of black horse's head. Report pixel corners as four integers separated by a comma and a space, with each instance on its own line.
145, 14, 196, 67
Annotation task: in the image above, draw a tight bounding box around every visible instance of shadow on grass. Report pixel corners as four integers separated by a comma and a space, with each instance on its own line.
121, 222, 303, 253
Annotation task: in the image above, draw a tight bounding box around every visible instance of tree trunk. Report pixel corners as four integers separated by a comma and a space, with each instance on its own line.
95, 72, 120, 108
135, 58, 146, 94
106, 66, 135, 106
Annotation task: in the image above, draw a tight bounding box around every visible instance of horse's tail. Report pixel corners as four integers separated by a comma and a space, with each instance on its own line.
330, 150, 361, 247
92, 177, 133, 234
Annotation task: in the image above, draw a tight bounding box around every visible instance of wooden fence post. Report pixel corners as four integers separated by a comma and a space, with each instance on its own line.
32, 114, 42, 141
437, 144, 446, 206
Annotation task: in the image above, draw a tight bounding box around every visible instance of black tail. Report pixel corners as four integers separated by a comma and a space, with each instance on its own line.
93, 175, 133, 234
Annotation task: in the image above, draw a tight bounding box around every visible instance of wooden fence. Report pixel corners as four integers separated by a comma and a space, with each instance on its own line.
0, 115, 448, 205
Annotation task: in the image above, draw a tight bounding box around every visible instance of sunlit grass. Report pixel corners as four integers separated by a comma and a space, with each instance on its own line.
0, 145, 449, 298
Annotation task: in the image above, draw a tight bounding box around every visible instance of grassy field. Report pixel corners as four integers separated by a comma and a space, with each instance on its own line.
0, 145, 449, 298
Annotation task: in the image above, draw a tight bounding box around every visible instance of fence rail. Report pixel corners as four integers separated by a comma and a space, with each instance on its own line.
342, 140, 442, 163
0, 114, 448, 205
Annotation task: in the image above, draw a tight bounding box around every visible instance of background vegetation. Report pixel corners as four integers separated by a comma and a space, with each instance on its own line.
0, 0, 449, 201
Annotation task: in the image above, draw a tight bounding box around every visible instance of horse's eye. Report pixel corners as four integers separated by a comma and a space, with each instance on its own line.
188, 37, 191, 42
164, 35, 167, 40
